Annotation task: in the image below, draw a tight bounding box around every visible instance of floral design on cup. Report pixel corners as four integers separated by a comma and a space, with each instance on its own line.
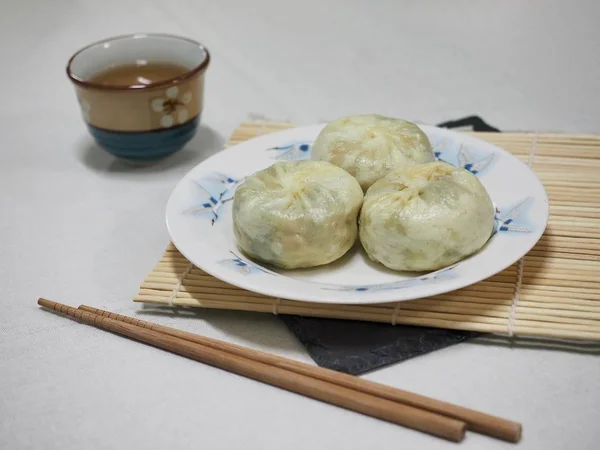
151, 87, 193, 128
78, 98, 91, 122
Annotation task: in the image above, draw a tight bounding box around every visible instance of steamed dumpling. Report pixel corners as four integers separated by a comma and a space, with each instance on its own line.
311, 114, 435, 191
359, 161, 495, 271
233, 160, 363, 269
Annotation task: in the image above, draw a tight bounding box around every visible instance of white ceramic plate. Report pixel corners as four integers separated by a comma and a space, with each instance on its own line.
166, 124, 548, 304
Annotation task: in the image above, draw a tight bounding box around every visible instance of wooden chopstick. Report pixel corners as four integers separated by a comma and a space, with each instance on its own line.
38, 298, 465, 442
78, 303, 522, 443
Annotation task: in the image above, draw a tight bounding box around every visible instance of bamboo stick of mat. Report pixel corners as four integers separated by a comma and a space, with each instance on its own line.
37, 299, 465, 442
78, 304, 522, 443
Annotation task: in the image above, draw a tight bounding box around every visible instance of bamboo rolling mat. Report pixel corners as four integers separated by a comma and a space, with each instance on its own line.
135, 122, 600, 342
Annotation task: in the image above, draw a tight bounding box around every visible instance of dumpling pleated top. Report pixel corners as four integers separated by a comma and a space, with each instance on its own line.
311, 114, 436, 191
359, 161, 496, 271
233, 161, 364, 269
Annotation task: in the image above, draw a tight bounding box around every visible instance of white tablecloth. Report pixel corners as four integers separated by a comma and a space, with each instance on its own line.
2, 1, 600, 449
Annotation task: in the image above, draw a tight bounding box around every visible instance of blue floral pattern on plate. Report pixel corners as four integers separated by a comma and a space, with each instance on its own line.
456, 145, 495, 175
215, 251, 460, 294
182, 172, 245, 225
218, 251, 276, 276
319, 264, 458, 292
495, 197, 533, 233
432, 137, 494, 175
267, 142, 312, 160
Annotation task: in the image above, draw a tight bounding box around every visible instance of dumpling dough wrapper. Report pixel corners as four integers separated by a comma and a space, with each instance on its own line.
311, 114, 435, 191
359, 161, 495, 271
233, 160, 364, 269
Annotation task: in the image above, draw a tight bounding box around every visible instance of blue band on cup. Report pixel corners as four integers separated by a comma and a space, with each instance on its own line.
88, 115, 200, 161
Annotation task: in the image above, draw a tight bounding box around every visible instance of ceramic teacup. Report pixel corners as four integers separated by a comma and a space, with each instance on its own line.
67, 33, 210, 163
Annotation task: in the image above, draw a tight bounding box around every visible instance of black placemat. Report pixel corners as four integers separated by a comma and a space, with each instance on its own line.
280, 315, 480, 375
279, 116, 497, 375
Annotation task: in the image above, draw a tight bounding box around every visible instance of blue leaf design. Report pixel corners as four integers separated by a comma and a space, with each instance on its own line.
182, 173, 245, 225
321, 264, 458, 292
456, 145, 494, 175
217, 251, 277, 276
495, 197, 533, 233
267, 142, 312, 160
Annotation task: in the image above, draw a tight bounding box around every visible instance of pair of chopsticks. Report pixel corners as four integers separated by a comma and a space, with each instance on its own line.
38, 298, 521, 443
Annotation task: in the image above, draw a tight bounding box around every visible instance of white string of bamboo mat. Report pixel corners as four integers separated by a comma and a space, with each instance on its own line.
135, 122, 600, 342
167, 262, 194, 306
391, 302, 403, 326
507, 134, 538, 336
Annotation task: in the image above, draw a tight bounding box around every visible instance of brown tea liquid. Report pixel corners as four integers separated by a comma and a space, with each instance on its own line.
88, 62, 188, 87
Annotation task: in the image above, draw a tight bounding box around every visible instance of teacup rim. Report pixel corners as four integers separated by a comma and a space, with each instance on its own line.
66, 33, 210, 91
